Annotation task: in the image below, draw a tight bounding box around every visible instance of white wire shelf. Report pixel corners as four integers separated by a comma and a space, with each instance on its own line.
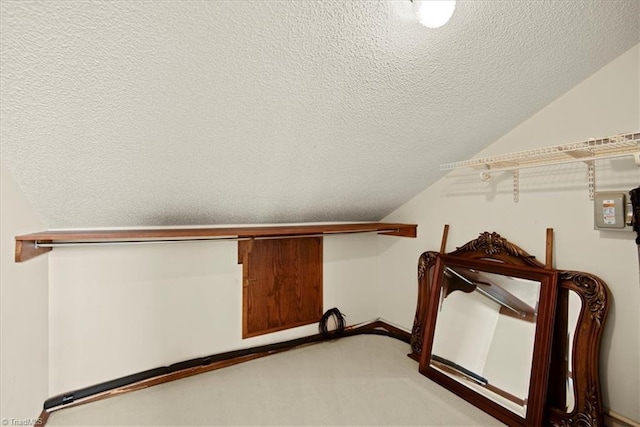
440, 132, 640, 202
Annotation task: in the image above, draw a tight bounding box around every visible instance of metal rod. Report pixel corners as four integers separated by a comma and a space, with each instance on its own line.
34, 229, 398, 249
474, 286, 524, 317
35, 237, 247, 248
445, 267, 524, 316
445, 266, 474, 285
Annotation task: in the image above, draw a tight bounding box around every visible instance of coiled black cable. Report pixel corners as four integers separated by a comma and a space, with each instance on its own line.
319, 307, 346, 338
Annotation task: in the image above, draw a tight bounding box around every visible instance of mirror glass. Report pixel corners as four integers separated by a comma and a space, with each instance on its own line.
420, 254, 557, 426
565, 290, 581, 413
430, 264, 540, 417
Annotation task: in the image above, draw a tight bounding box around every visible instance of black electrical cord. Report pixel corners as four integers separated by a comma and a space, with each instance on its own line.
319, 307, 346, 338
630, 186, 640, 289
630, 186, 640, 245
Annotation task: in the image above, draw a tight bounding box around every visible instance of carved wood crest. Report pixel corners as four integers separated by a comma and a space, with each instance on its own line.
455, 231, 529, 256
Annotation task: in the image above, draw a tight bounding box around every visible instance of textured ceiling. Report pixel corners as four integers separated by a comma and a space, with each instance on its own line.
1, 1, 638, 228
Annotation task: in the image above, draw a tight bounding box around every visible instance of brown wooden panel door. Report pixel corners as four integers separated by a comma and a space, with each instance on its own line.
239, 237, 323, 338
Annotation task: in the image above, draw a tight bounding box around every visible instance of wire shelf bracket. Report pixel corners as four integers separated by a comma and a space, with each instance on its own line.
440, 132, 640, 202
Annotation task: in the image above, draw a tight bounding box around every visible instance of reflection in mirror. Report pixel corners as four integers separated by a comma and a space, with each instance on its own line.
430, 265, 541, 417
565, 290, 581, 413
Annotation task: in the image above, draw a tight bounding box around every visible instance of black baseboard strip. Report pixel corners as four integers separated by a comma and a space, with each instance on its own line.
42, 320, 410, 416
44, 367, 170, 409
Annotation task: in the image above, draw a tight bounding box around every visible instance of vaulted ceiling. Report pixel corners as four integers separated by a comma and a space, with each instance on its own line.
1, 1, 638, 228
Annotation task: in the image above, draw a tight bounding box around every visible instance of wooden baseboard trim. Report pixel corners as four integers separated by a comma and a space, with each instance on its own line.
35, 409, 49, 425
36, 320, 409, 426
606, 409, 640, 427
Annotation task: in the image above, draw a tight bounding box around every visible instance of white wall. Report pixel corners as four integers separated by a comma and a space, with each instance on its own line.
3, 41, 637, 424
0, 162, 49, 422
49, 232, 380, 394
379, 44, 640, 420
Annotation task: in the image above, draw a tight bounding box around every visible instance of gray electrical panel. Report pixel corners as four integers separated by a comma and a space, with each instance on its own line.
594, 192, 632, 231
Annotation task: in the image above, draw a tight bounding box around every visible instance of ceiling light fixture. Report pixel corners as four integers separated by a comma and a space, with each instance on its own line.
412, 0, 456, 28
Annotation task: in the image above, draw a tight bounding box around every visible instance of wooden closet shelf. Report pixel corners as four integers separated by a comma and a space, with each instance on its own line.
14, 222, 417, 263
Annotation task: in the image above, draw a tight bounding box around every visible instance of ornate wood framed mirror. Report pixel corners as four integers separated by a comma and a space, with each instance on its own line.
418, 253, 558, 426
410, 232, 609, 426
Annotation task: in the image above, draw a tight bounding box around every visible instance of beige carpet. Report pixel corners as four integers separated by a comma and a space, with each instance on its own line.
47, 335, 504, 426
